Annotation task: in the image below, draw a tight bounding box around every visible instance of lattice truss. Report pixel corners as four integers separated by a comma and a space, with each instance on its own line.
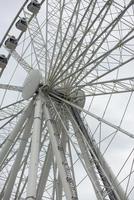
0, 0, 134, 199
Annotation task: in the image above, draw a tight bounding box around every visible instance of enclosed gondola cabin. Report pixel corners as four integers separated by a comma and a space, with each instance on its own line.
16, 18, 27, 32
27, 0, 40, 14
5, 36, 18, 51
0, 55, 7, 69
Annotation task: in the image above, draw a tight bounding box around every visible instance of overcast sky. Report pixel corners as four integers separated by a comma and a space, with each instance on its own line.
0, 1, 95, 199
0, 1, 25, 41
0, 1, 134, 200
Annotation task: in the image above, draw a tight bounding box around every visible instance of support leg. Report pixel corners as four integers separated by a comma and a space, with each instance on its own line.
2, 115, 33, 200
0, 101, 33, 167
26, 96, 42, 200
43, 102, 78, 200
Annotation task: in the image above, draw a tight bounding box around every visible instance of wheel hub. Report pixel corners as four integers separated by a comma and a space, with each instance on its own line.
22, 70, 85, 108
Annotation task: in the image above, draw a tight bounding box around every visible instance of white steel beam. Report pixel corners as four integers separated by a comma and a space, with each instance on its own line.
56, 173, 63, 200
3, 115, 33, 200
26, 95, 42, 200
70, 120, 104, 200
0, 83, 23, 92
23, 11, 49, 75
50, 92, 134, 139
71, 107, 127, 200
50, 97, 103, 200
56, 129, 69, 200
78, 76, 134, 96
0, 100, 34, 167
9, 50, 32, 73
43, 100, 77, 200
36, 143, 52, 200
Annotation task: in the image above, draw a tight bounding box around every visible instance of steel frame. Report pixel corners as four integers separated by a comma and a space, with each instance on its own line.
0, 0, 134, 199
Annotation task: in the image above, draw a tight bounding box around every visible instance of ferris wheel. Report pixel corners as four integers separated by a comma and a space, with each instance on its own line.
0, 0, 134, 199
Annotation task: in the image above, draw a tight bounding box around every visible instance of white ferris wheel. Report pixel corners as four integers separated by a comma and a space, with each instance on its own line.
0, 0, 134, 199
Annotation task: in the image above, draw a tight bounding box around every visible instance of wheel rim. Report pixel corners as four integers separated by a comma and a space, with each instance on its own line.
0, 0, 134, 199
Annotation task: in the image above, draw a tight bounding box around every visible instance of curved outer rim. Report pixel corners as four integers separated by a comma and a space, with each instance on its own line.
0, 0, 46, 76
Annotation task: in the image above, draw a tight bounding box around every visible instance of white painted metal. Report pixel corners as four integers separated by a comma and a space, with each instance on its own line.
50, 98, 103, 199
70, 89, 85, 108
71, 124, 104, 200
49, 96, 126, 199
0, 0, 134, 199
56, 129, 71, 200
9, 50, 32, 72
90, 137, 127, 200
36, 143, 52, 200
51, 92, 134, 139
26, 95, 42, 199
69, 107, 126, 200
2, 115, 33, 200
0, 83, 22, 92
56, 174, 63, 200
0, 100, 34, 167
22, 70, 42, 100
43, 99, 77, 200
